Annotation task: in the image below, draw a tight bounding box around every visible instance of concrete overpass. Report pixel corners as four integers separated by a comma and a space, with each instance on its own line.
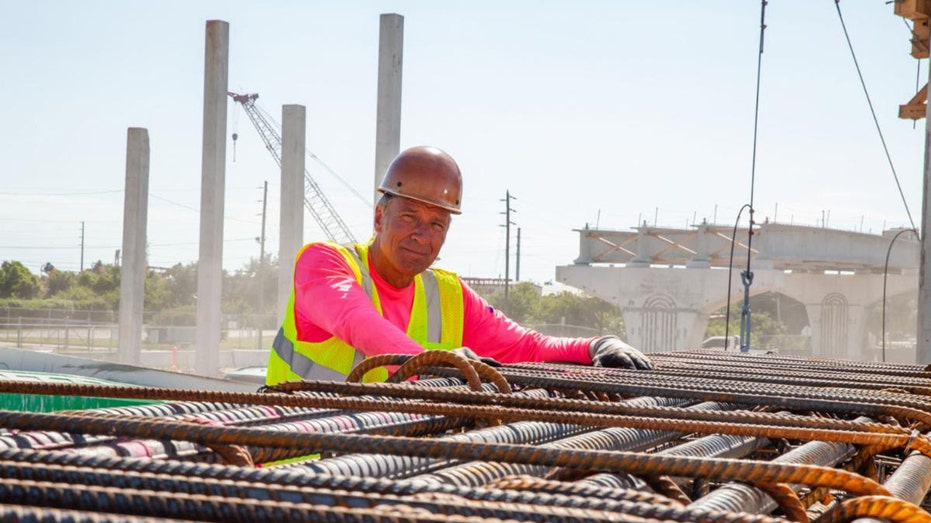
556, 222, 919, 362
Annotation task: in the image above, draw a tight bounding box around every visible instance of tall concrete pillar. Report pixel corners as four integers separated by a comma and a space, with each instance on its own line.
195, 20, 229, 377
117, 128, 149, 365
919, 27, 931, 364
373, 13, 404, 208
278, 105, 306, 324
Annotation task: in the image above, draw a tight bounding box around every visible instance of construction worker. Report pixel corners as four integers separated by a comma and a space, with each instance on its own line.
266, 145, 653, 385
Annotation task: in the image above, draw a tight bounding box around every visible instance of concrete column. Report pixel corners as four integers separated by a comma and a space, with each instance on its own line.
117, 128, 149, 365
195, 20, 229, 377
686, 222, 711, 269
919, 27, 931, 364
630, 226, 651, 267
373, 13, 404, 209
279, 105, 306, 324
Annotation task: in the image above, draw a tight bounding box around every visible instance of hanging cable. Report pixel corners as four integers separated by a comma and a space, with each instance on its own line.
735, 0, 769, 352
231, 93, 240, 162
835, 0, 918, 232
724, 204, 752, 351
881, 228, 919, 362
748, 1, 766, 219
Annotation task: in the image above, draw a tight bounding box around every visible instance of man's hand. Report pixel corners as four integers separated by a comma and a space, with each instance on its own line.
451, 347, 502, 367
589, 336, 653, 370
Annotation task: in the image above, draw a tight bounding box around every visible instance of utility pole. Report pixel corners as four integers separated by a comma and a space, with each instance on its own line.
893, 0, 931, 361
500, 191, 517, 303
516, 227, 521, 282
80, 221, 85, 271
256, 181, 268, 350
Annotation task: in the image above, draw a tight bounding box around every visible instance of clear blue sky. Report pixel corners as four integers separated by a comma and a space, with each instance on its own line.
0, 1, 925, 283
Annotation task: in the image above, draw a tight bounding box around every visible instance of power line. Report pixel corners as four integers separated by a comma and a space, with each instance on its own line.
0, 189, 122, 196
834, 0, 917, 233
499, 190, 517, 303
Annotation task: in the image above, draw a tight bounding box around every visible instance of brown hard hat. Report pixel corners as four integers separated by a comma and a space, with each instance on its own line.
378, 146, 463, 214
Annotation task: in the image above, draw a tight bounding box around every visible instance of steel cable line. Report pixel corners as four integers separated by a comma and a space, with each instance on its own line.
882, 227, 919, 362
837, 1, 920, 372
835, 0, 917, 232
724, 204, 752, 352
731, 0, 768, 353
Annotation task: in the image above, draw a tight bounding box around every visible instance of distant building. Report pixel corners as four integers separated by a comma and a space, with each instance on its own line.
461, 277, 582, 298
460, 277, 511, 296
541, 281, 584, 297
461, 277, 550, 295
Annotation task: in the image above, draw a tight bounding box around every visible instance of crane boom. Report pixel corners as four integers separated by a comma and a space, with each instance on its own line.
228, 92, 358, 244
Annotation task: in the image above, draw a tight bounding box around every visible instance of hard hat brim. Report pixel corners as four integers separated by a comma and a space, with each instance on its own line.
378, 188, 462, 215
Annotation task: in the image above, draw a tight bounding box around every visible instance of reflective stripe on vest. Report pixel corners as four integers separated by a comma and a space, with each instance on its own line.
268, 241, 451, 383
272, 328, 365, 382
421, 269, 442, 344
344, 243, 374, 300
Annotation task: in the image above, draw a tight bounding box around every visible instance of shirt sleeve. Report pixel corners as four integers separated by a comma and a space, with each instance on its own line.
293, 243, 425, 357
459, 281, 595, 365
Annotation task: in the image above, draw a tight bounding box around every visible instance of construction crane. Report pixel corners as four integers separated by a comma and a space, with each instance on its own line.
228, 91, 358, 244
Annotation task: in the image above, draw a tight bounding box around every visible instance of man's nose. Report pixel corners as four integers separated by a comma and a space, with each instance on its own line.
409, 222, 431, 243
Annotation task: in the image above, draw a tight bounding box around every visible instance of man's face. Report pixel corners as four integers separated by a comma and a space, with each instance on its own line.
374, 196, 451, 284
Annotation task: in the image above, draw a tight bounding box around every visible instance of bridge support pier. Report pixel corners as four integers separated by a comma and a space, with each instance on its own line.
557, 264, 916, 362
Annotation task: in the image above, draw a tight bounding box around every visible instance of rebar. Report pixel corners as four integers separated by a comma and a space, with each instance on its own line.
0, 350, 929, 521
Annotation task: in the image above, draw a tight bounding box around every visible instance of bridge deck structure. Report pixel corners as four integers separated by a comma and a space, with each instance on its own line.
557, 222, 919, 362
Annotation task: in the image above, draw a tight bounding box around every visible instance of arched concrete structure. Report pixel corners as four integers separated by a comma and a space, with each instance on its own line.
557, 223, 918, 362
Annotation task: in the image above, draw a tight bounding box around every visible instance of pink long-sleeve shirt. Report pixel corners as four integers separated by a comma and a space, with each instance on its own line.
294, 242, 595, 365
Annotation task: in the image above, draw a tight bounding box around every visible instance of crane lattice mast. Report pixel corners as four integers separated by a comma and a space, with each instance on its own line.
228, 92, 358, 245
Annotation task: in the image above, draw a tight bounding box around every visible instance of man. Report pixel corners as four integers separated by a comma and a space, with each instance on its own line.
266, 146, 652, 385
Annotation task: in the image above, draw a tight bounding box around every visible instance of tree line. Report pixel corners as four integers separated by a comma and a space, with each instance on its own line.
0, 259, 626, 334
0, 258, 278, 328
13, 257, 885, 351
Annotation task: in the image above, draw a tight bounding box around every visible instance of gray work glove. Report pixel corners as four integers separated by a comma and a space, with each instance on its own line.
451, 347, 502, 367
589, 335, 654, 370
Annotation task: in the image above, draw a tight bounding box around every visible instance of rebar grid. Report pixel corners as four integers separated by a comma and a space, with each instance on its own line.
0, 350, 929, 521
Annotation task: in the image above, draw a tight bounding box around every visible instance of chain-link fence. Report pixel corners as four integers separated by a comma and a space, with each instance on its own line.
0, 307, 276, 372
4, 308, 838, 370
0, 309, 609, 350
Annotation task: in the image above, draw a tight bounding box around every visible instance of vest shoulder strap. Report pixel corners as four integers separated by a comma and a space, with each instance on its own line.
342, 243, 374, 298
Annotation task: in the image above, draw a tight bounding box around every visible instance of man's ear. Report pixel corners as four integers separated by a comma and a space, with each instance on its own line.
373, 203, 385, 233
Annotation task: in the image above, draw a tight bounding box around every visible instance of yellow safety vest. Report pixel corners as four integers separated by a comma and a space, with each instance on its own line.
266, 241, 465, 385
